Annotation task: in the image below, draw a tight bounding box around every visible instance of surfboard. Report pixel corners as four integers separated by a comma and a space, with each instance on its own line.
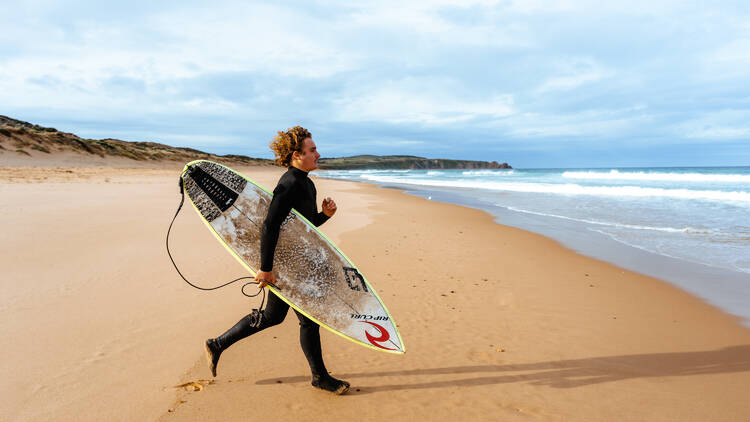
180, 160, 404, 354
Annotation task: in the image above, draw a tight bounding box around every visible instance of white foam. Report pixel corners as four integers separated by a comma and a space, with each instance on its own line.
562, 170, 750, 183
500, 205, 702, 233
358, 175, 750, 204
587, 228, 750, 274
462, 170, 515, 176
587, 228, 685, 260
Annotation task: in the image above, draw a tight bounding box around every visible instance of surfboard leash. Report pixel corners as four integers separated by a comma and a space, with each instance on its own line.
166, 177, 278, 306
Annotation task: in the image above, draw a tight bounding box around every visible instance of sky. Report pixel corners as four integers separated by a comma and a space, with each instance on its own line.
2, 0, 750, 168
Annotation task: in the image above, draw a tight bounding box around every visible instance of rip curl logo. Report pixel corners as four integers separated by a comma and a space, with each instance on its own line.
362, 321, 398, 351
351, 314, 389, 321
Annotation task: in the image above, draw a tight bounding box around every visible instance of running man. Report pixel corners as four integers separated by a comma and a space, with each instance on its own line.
204, 126, 350, 394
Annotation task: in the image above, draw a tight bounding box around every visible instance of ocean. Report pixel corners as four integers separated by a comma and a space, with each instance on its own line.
319, 166, 750, 323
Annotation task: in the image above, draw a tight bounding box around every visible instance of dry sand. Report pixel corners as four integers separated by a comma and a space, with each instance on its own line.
2, 163, 750, 421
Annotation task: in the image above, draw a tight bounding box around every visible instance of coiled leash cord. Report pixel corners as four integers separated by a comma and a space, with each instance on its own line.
166, 178, 278, 326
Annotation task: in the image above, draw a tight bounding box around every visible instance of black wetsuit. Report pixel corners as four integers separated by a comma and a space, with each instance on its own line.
214, 166, 330, 377
260, 166, 330, 272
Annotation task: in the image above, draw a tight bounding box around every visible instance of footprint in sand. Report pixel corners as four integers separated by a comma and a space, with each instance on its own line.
174, 379, 215, 391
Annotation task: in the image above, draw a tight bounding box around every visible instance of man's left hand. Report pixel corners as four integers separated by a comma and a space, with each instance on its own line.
322, 197, 337, 217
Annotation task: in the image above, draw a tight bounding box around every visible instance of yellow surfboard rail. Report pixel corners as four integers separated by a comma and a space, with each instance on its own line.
180, 160, 405, 354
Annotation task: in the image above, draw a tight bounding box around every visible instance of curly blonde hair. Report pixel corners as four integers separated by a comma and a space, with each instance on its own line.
269, 126, 312, 167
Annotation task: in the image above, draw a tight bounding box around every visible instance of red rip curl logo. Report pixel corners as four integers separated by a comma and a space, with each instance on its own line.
362, 321, 398, 351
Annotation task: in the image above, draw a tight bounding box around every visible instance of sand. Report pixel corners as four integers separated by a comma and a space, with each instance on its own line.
2, 163, 750, 422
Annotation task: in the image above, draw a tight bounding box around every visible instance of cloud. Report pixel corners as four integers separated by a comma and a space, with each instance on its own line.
536, 58, 612, 93
146, 3, 364, 79
343, 2, 531, 49
691, 127, 750, 139
677, 109, 750, 140
499, 107, 652, 139
703, 38, 750, 79
333, 77, 514, 125
2, 0, 750, 166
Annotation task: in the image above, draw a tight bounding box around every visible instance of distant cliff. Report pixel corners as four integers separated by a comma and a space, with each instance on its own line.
0, 115, 511, 169
318, 155, 511, 170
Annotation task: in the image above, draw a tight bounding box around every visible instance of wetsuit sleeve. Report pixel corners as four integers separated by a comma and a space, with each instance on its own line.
311, 211, 330, 227
260, 181, 295, 272
309, 181, 330, 227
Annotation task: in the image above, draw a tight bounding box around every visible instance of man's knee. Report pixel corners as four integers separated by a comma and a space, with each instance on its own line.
262, 309, 286, 327
298, 315, 318, 330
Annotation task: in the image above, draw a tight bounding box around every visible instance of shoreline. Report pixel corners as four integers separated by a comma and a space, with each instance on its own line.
2, 164, 750, 421
319, 175, 750, 326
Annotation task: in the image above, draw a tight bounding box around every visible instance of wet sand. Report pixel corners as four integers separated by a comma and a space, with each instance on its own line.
1, 164, 749, 421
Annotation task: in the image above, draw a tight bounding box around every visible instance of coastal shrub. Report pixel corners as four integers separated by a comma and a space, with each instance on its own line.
0, 128, 10, 137
31, 144, 51, 153
72, 138, 96, 154
43, 127, 57, 132
113, 148, 142, 160
96, 141, 116, 151
15, 148, 30, 156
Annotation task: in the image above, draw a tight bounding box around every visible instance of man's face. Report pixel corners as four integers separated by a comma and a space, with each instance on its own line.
297, 138, 320, 172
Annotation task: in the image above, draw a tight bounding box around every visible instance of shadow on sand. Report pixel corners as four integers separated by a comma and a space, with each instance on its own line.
254, 345, 750, 393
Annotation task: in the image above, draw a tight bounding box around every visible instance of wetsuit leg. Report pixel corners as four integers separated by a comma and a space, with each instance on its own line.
294, 310, 327, 376
214, 293, 289, 351
294, 311, 350, 393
